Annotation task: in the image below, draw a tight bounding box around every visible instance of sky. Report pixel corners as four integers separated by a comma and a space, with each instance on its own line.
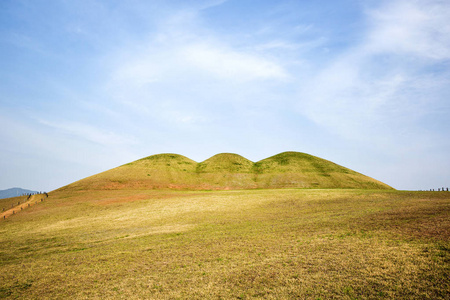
1, 0, 449, 192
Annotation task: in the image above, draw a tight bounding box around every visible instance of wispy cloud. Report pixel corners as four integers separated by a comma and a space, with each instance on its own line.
182, 42, 288, 81
198, 0, 229, 10
365, 0, 450, 60
298, 0, 450, 146
39, 120, 137, 146
105, 6, 291, 125
110, 36, 288, 89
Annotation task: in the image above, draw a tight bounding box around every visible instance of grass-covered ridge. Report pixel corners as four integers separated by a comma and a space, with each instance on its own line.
197, 153, 254, 173
253, 152, 388, 189
58, 152, 393, 191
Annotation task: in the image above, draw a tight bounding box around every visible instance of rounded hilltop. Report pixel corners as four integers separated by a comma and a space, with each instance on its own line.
254, 151, 355, 174
60, 153, 199, 191
57, 152, 393, 191
132, 153, 197, 169
195, 153, 257, 189
197, 153, 254, 173
253, 152, 391, 189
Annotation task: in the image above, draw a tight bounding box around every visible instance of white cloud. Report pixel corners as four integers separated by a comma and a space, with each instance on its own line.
0, 112, 140, 190
366, 0, 450, 60
199, 0, 228, 10
105, 14, 291, 125
182, 42, 288, 81
299, 0, 450, 145
39, 120, 137, 146
111, 40, 288, 89
162, 110, 202, 125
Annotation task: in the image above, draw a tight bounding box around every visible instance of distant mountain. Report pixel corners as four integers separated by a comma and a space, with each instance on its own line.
58, 152, 393, 191
0, 188, 39, 199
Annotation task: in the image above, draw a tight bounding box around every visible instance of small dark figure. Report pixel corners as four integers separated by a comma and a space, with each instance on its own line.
21, 207, 23, 210
3, 216, 5, 219
12, 210, 14, 214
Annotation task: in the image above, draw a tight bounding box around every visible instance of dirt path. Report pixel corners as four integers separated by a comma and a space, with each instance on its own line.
1, 194, 47, 220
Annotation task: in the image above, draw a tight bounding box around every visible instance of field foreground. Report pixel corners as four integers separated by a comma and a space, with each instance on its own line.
0, 189, 449, 299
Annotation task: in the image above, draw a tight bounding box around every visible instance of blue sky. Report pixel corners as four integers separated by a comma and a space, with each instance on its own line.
1, 0, 449, 191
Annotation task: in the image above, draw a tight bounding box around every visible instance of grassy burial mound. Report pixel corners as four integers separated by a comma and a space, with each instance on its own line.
196, 153, 257, 189
58, 151, 393, 191
253, 152, 392, 189
60, 154, 199, 191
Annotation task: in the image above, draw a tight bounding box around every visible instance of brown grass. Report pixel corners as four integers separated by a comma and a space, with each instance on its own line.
0, 189, 448, 299
0, 194, 47, 220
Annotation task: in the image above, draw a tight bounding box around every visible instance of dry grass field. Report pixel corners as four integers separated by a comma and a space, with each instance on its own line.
1, 188, 449, 299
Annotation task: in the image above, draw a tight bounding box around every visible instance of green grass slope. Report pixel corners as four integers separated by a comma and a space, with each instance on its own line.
60, 154, 199, 191
196, 153, 257, 189
58, 152, 393, 191
254, 152, 392, 189
1, 189, 449, 298
197, 153, 254, 173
